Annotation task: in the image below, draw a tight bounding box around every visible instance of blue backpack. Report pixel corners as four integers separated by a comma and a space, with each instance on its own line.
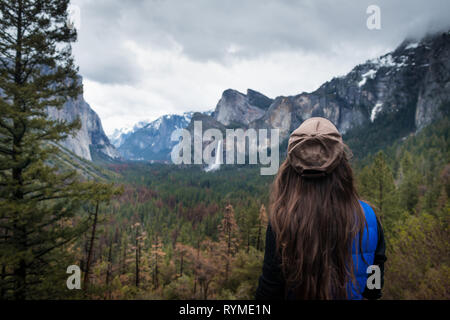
348, 200, 379, 299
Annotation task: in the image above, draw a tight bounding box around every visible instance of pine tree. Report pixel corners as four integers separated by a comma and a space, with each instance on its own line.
104, 238, 114, 299
83, 201, 100, 292
398, 151, 421, 213
358, 151, 398, 221
0, 0, 117, 299
174, 243, 189, 278
150, 234, 165, 289
357, 164, 373, 199
196, 239, 218, 299
83, 188, 121, 293
256, 204, 268, 251
217, 204, 239, 282
130, 222, 147, 288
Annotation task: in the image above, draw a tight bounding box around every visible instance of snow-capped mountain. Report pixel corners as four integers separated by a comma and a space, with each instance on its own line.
113, 111, 199, 160
247, 32, 449, 142
111, 31, 450, 162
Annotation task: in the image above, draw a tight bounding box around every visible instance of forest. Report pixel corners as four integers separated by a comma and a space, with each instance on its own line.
85, 115, 450, 300
3, 115, 448, 300
0, 0, 449, 300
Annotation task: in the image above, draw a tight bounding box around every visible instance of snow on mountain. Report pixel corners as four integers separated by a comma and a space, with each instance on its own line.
115, 111, 196, 160
111, 31, 450, 161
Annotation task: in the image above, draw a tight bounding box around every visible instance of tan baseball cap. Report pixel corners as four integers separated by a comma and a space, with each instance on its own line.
287, 117, 344, 177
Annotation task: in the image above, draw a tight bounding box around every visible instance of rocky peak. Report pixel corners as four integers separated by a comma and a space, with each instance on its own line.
246, 89, 273, 110
47, 89, 120, 161
252, 31, 450, 141
213, 89, 271, 126
111, 31, 450, 161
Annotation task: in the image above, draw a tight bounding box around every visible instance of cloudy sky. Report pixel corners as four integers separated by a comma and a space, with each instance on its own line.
70, 0, 450, 135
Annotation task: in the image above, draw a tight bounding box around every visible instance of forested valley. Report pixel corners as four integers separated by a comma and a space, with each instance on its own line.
10, 115, 446, 300
0, 0, 448, 301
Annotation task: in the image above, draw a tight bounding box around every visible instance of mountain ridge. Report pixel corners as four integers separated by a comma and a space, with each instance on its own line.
105, 31, 450, 162
115, 111, 195, 161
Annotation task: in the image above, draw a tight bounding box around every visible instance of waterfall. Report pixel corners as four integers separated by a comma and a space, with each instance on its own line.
205, 140, 222, 172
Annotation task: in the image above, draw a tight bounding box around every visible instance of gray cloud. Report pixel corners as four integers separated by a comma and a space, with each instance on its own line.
70, 0, 450, 133
74, 0, 450, 68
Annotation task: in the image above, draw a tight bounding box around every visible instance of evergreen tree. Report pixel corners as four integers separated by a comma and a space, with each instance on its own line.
398, 151, 421, 213
174, 243, 189, 278
256, 204, 268, 251
358, 151, 398, 221
217, 204, 239, 282
83, 188, 122, 294
0, 0, 116, 299
196, 239, 218, 299
150, 234, 165, 289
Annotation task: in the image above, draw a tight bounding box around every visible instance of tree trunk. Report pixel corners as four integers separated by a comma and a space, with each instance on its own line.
225, 228, 231, 281
13, 258, 26, 300
257, 223, 262, 251
105, 240, 113, 299
135, 241, 140, 287
122, 242, 127, 275
193, 240, 200, 296
11, 0, 27, 300
84, 201, 99, 290
248, 228, 251, 252
179, 253, 184, 277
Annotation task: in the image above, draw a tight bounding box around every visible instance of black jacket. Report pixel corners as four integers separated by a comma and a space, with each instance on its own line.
255, 220, 387, 300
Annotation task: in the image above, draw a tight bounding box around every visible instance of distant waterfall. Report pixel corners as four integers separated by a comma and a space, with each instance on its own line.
205, 140, 222, 172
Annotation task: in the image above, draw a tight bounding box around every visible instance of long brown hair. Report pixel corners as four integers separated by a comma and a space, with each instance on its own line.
270, 145, 366, 299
